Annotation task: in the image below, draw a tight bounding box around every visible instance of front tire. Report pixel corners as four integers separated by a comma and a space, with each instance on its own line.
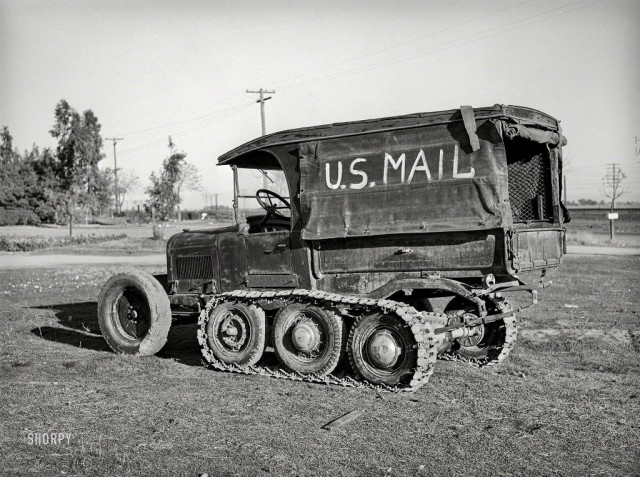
205, 301, 266, 366
97, 269, 172, 356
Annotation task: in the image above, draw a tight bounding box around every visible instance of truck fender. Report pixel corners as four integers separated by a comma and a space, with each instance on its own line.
367, 277, 487, 316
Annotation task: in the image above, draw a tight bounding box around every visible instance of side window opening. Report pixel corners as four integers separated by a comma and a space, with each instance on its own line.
236, 167, 291, 233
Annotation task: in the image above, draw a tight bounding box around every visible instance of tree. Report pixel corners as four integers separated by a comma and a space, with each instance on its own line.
116, 169, 140, 212
87, 167, 115, 218
578, 198, 598, 206
26, 146, 59, 223
0, 126, 71, 225
0, 128, 45, 224
49, 99, 106, 236
601, 164, 626, 240
0, 126, 21, 209
145, 137, 186, 221
0, 126, 18, 163
600, 165, 626, 211
175, 162, 202, 221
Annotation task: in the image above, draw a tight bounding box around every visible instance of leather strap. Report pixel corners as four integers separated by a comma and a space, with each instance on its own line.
460, 105, 480, 151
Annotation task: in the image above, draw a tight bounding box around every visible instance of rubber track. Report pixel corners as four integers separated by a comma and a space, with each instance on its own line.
197, 289, 440, 393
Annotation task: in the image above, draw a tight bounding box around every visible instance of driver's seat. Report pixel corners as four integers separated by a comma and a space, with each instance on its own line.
246, 214, 291, 234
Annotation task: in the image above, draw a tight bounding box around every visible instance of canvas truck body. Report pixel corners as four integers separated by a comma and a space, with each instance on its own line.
167, 104, 567, 301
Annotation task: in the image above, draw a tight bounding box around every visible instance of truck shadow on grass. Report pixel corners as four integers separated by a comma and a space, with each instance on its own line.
29, 301, 203, 366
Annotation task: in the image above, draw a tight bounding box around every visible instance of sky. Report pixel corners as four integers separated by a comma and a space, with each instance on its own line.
1, 0, 639, 210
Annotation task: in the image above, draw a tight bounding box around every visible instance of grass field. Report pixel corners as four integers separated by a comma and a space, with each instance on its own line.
566, 217, 640, 247
2, 216, 640, 255
0, 224, 188, 239
0, 222, 229, 256
0, 256, 639, 476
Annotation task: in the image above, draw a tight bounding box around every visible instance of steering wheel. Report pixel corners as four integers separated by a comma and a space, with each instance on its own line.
256, 189, 290, 220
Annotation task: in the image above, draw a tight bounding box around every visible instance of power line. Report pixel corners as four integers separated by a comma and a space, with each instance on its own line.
108, 1, 582, 147
105, 1, 602, 161
569, 161, 640, 173
102, 1, 605, 167
117, 102, 255, 158
269, 0, 534, 90
274, 0, 599, 92
115, 100, 254, 138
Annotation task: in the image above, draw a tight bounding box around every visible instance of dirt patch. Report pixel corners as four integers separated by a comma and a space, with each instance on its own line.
520, 328, 639, 347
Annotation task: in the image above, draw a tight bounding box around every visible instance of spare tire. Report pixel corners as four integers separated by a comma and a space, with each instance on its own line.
97, 269, 171, 356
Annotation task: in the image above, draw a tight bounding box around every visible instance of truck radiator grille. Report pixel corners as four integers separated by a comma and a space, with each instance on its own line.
507, 148, 553, 222
176, 255, 213, 280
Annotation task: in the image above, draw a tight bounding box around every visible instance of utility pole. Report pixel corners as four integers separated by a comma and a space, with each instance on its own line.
105, 137, 124, 214
246, 88, 275, 136
246, 88, 275, 189
203, 192, 219, 210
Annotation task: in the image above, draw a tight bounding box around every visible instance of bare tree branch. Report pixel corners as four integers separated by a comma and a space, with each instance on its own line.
175, 162, 202, 221
601, 167, 626, 210
117, 169, 140, 211
176, 162, 202, 197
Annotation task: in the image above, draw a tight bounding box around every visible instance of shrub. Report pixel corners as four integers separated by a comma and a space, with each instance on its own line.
91, 216, 128, 226
123, 209, 151, 224
0, 233, 127, 252
0, 208, 41, 226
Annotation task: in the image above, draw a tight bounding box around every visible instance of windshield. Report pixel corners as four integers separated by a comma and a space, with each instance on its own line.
237, 167, 291, 219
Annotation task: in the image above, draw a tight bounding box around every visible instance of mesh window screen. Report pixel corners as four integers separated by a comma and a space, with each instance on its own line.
507, 145, 553, 222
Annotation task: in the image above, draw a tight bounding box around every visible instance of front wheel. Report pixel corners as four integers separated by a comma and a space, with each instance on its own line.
204, 301, 266, 366
97, 269, 172, 356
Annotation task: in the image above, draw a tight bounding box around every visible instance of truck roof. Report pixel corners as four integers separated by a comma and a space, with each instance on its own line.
218, 104, 560, 167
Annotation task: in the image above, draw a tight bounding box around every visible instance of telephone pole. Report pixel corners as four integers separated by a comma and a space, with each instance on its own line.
246, 88, 275, 136
105, 137, 124, 214
203, 192, 220, 209
246, 88, 275, 189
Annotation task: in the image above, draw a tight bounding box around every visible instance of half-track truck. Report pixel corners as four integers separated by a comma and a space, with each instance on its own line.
98, 104, 568, 391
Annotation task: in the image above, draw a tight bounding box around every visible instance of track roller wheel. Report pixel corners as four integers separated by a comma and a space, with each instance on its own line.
273, 303, 345, 376
204, 301, 266, 366
444, 296, 513, 363
347, 312, 417, 386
